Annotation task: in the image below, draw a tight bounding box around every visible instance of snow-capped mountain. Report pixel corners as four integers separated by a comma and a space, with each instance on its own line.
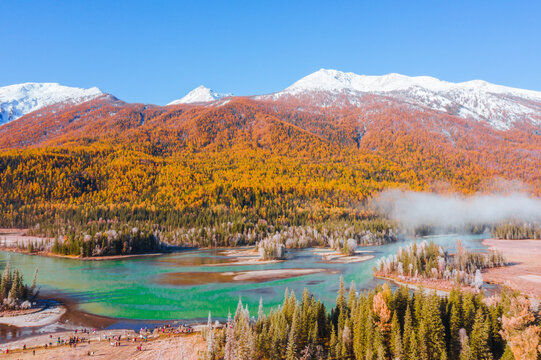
168, 85, 231, 105
0, 82, 103, 125
3, 72, 541, 131
270, 69, 541, 130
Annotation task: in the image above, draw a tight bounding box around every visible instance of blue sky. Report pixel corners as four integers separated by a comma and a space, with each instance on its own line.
2, 0, 540, 104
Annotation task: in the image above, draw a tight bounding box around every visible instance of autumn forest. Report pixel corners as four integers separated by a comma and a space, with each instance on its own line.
0, 96, 540, 255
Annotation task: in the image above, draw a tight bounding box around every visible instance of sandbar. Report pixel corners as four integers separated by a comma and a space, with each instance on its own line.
314, 249, 375, 263
0, 303, 66, 328
157, 268, 333, 285
482, 239, 541, 299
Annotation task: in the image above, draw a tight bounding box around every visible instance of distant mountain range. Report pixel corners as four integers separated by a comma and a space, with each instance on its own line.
2, 69, 541, 130
267, 69, 541, 130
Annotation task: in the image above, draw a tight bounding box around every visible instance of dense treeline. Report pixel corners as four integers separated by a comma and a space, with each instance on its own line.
1, 157, 398, 255
375, 240, 505, 287
49, 226, 161, 257
207, 280, 541, 359
491, 222, 541, 240
0, 141, 400, 254
0, 264, 38, 310
255, 221, 397, 260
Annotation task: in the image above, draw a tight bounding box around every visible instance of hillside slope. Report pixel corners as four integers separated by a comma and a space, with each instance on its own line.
0, 71, 539, 250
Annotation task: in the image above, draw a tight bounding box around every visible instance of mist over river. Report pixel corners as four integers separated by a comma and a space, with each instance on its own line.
0, 234, 489, 338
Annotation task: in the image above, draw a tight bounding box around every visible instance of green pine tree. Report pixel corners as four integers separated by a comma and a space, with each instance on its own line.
462, 293, 475, 333
285, 308, 299, 360
402, 304, 416, 360
449, 303, 463, 359
470, 308, 493, 360
459, 334, 473, 360
390, 311, 403, 359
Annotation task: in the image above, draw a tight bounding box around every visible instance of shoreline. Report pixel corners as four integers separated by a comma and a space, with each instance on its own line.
0, 293, 212, 350
0, 247, 167, 261
0, 328, 206, 359
0, 301, 67, 328
374, 273, 480, 295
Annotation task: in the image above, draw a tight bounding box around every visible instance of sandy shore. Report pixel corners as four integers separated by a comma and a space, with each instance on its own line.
0, 330, 206, 359
314, 249, 375, 263
0, 303, 66, 328
482, 239, 541, 299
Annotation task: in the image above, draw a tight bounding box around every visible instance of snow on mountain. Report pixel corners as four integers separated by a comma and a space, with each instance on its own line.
0, 82, 103, 125
168, 85, 231, 105
271, 69, 541, 130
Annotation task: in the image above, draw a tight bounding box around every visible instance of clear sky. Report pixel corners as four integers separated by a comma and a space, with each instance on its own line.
2, 0, 540, 104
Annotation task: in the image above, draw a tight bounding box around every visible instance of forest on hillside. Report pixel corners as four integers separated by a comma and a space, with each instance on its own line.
0, 99, 540, 254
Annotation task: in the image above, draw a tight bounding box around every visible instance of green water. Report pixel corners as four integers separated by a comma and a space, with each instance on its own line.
0, 234, 488, 322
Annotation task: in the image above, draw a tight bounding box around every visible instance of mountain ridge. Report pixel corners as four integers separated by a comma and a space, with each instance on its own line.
0, 82, 103, 125
267, 69, 541, 130
2, 69, 541, 130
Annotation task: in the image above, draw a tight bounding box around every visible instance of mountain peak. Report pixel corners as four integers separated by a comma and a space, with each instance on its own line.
274, 69, 541, 130
282, 69, 445, 95
168, 85, 231, 105
0, 82, 103, 125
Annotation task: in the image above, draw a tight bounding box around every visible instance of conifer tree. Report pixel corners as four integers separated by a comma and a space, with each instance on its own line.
234, 297, 243, 322
329, 326, 338, 360
374, 326, 387, 360
257, 297, 264, 322
352, 299, 365, 359
334, 276, 347, 330
402, 304, 414, 359
347, 280, 357, 309
420, 294, 447, 360
390, 311, 403, 359
0, 263, 11, 300
224, 312, 235, 360
449, 302, 463, 359
309, 320, 318, 345
30, 269, 38, 297
470, 308, 493, 360
206, 311, 214, 359
462, 293, 476, 333
459, 333, 473, 360
8, 269, 21, 302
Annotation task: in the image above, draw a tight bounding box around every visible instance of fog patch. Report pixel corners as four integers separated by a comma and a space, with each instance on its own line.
372, 189, 541, 230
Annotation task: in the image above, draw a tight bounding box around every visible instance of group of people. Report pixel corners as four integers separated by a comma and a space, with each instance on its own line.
144, 323, 194, 336
1, 323, 196, 355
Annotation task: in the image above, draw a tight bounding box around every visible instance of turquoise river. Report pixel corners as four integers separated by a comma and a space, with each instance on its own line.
0, 234, 488, 328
